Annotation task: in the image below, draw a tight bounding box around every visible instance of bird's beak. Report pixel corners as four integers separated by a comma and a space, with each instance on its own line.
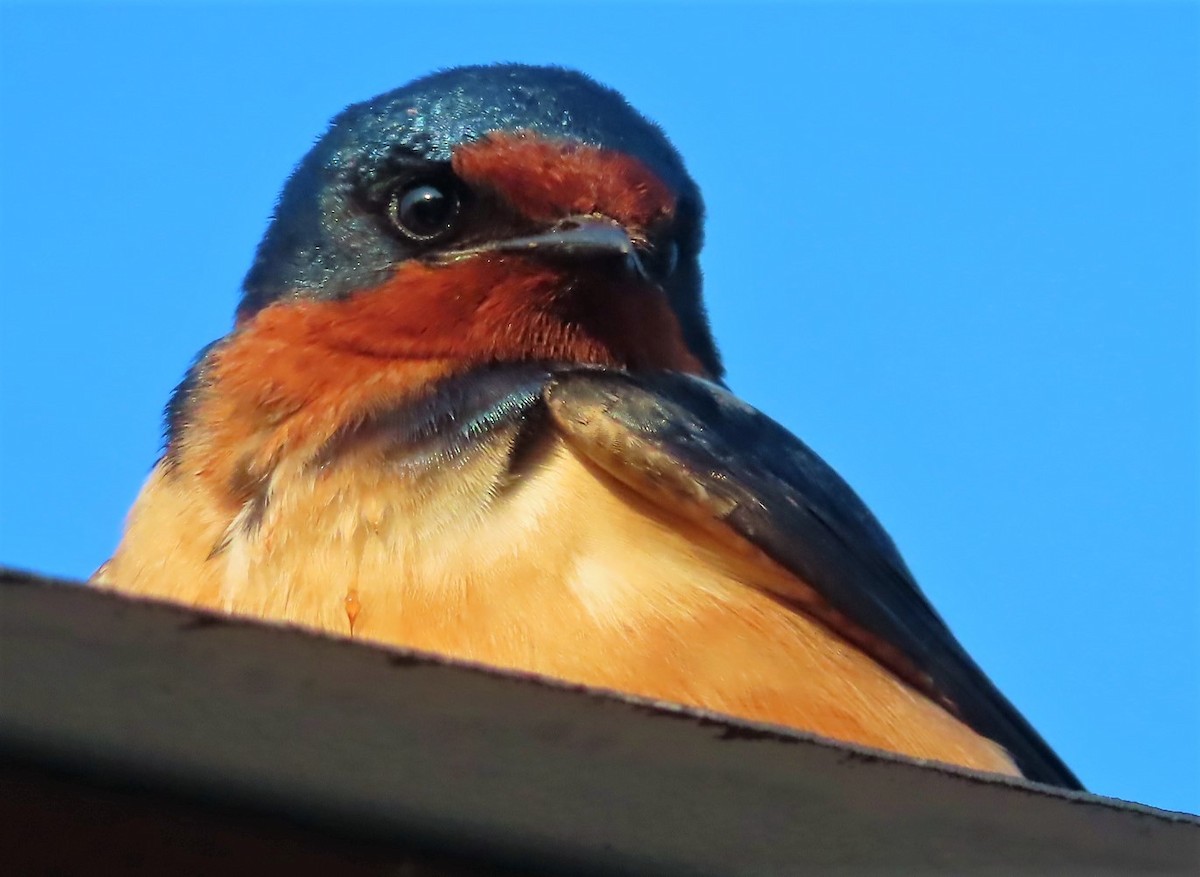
435, 216, 649, 279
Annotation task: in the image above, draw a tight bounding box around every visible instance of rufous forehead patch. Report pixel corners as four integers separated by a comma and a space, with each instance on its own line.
452, 130, 675, 230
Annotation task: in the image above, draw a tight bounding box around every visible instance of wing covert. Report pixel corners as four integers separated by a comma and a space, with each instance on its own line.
544, 368, 1081, 790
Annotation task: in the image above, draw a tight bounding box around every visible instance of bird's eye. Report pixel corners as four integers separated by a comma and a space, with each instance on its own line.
386, 180, 462, 242
641, 238, 679, 282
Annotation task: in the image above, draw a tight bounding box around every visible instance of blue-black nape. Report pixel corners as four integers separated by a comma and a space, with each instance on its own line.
240, 64, 722, 377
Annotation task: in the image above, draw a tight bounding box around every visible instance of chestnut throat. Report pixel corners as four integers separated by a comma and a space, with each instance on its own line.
166, 256, 708, 515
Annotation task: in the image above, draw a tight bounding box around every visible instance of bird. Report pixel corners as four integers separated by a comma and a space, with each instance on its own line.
94, 63, 1081, 790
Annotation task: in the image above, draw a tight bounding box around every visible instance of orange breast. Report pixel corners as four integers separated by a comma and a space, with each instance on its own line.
99, 426, 1019, 779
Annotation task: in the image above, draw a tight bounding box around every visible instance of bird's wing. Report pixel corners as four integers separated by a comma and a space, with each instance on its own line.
543, 368, 1081, 789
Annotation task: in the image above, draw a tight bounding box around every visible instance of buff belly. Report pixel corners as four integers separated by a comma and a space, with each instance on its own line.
97, 435, 1018, 775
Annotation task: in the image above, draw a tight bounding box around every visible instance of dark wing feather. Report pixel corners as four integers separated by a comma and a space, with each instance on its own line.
544, 368, 1081, 790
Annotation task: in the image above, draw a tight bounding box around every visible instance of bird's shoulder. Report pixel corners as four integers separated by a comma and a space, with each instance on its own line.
538, 366, 1080, 789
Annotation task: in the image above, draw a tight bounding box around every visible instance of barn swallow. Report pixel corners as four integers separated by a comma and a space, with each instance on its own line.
94, 64, 1081, 789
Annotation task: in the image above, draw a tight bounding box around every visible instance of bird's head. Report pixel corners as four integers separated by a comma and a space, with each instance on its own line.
237, 64, 722, 378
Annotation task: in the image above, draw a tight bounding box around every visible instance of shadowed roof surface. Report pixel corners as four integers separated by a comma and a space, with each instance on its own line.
3, 569, 1195, 875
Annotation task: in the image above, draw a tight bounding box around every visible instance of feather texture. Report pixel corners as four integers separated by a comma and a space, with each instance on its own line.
99, 364, 1026, 777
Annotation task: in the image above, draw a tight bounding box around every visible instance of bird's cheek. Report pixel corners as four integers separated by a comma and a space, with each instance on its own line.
316, 263, 496, 358
310, 259, 568, 361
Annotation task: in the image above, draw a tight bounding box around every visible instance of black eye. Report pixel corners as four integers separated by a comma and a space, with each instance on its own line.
387, 180, 462, 242
641, 238, 679, 282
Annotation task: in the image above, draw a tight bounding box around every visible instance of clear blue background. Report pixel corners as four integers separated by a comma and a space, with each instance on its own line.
1, 3, 1195, 813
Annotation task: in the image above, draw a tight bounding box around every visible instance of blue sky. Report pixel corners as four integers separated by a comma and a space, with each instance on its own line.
1, 3, 1195, 813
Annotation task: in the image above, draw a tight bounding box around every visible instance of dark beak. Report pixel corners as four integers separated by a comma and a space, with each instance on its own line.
437, 216, 649, 279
